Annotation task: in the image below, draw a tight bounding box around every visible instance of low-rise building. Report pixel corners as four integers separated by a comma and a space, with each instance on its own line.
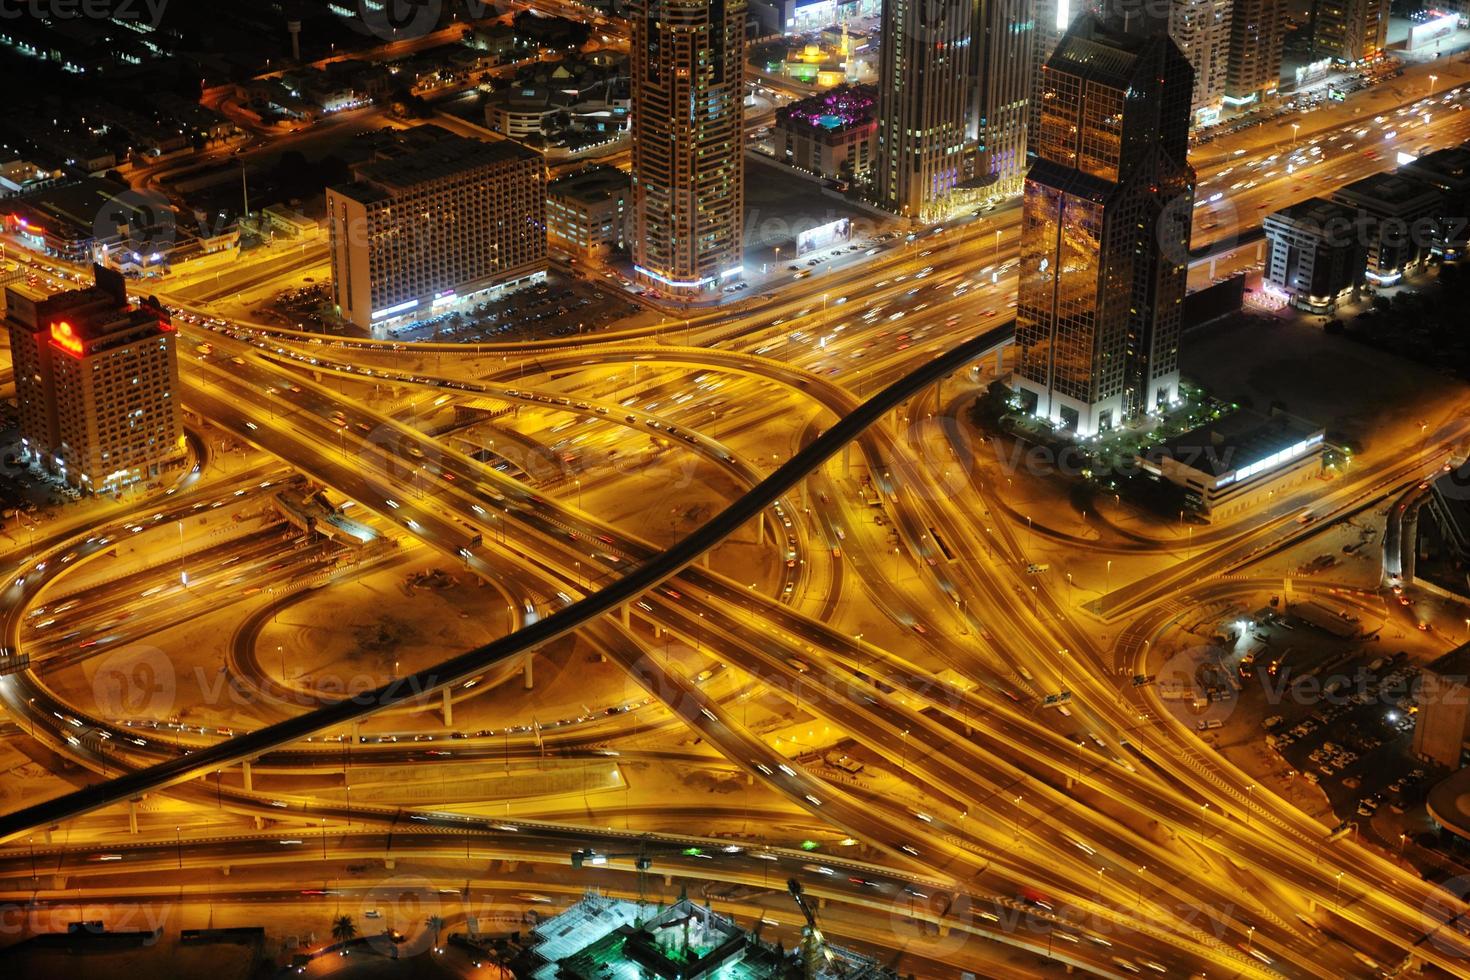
1425, 461, 1470, 571
5, 266, 183, 492
546, 165, 630, 256
1262, 198, 1365, 313
1415, 645, 1470, 770
1140, 409, 1325, 522
1330, 171, 1443, 286
772, 83, 877, 183
1398, 141, 1470, 260
2, 177, 239, 275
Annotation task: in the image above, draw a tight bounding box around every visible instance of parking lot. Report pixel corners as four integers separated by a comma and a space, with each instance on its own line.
385, 273, 638, 343
1165, 595, 1445, 853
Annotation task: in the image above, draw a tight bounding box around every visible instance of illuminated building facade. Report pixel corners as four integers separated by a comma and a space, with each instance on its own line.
1168, 0, 1233, 127
1224, 0, 1284, 106
1311, 0, 1389, 64
971, 0, 1036, 196
1262, 198, 1364, 313
774, 84, 877, 182
630, 0, 747, 296
875, 0, 972, 218
5, 267, 182, 491
1330, 172, 1443, 286
1014, 12, 1195, 435
326, 127, 546, 332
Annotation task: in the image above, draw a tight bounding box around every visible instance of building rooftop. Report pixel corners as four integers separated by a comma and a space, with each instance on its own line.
1047, 16, 1149, 89
1265, 196, 1358, 229
339, 128, 539, 198
1400, 141, 1470, 191
548, 165, 630, 205
1146, 409, 1324, 479
1333, 170, 1443, 209
775, 83, 876, 136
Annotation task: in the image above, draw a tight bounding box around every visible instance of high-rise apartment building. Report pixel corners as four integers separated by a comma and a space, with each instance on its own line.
630, 0, 747, 296
970, 0, 1036, 196
1168, 0, 1233, 126
326, 126, 546, 332
1013, 11, 1196, 435
875, 0, 972, 218
6, 266, 183, 491
1224, 0, 1284, 107
1312, 0, 1389, 64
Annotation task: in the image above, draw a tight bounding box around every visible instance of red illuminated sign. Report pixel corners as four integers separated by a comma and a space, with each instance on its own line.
49, 320, 83, 357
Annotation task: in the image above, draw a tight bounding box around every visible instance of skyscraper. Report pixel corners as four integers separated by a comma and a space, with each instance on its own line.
876, 0, 972, 218
1224, 0, 1284, 107
1013, 11, 1196, 435
970, 0, 1036, 196
1312, 0, 1389, 64
630, 0, 747, 296
1168, 0, 1233, 127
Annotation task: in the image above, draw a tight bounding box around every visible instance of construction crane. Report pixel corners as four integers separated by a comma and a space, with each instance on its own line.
787, 877, 838, 977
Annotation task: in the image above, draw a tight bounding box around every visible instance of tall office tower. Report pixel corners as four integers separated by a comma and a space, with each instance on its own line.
630, 0, 747, 297
1028, 0, 1093, 144
6, 266, 183, 492
1168, 0, 1233, 127
327, 126, 546, 332
1013, 12, 1196, 435
875, 0, 972, 218
1312, 0, 1389, 64
1224, 0, 1284, 107
970, 0, 1036, 196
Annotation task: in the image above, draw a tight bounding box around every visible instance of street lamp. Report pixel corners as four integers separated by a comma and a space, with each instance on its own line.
1430, 73, 1439, 97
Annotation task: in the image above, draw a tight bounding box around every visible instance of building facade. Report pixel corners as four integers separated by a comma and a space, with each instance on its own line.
1224, 0, 1284, 107
773, 84, 877, 183
1168, 0, 1233, 127
1312, 0, 1390, 64
5, 267, 182, 492
1330, 172, 1443, 287
326, 127, 547, 332
630, 0, 747, 296
1263, 198, 1364, 313
970, 0, 1036, 196
1414, 646, 1470, 770
874, 0, 972, 218
547, 165, 632, 256
1013, 12, 1196, 435
1139, 409, 1325, 521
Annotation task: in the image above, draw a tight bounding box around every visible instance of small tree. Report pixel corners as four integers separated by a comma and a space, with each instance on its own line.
426, 914, 445, 949
331, 915, 357, 945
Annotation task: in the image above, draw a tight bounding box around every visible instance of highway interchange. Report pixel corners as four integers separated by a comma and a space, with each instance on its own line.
5, 49, 1470, 980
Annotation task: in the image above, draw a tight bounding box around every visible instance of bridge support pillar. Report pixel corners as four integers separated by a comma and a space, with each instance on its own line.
241, 761, 252, 793
221, 865, 230, 876
523, 654, 534, 690
664, 874, 674, 886
757, 512, 766, 547
51, 875, 65, 890
385, 858, 395, 870
841, 442, 850, 477
621, 604, 630, 627
994, 346, 1006, 375
253, 815, 264, 829
442, 687, 453, 727
128, 799, 138, 835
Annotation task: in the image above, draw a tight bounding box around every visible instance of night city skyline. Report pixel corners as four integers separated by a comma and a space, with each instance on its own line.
1, 0, 1470, 978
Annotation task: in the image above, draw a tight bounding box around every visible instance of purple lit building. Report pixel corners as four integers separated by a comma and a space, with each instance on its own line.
772, 83, 877, 184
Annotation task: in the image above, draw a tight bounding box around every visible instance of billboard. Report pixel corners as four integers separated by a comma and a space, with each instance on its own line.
1409, 13, 1458, 51
796, 217, 851, 256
